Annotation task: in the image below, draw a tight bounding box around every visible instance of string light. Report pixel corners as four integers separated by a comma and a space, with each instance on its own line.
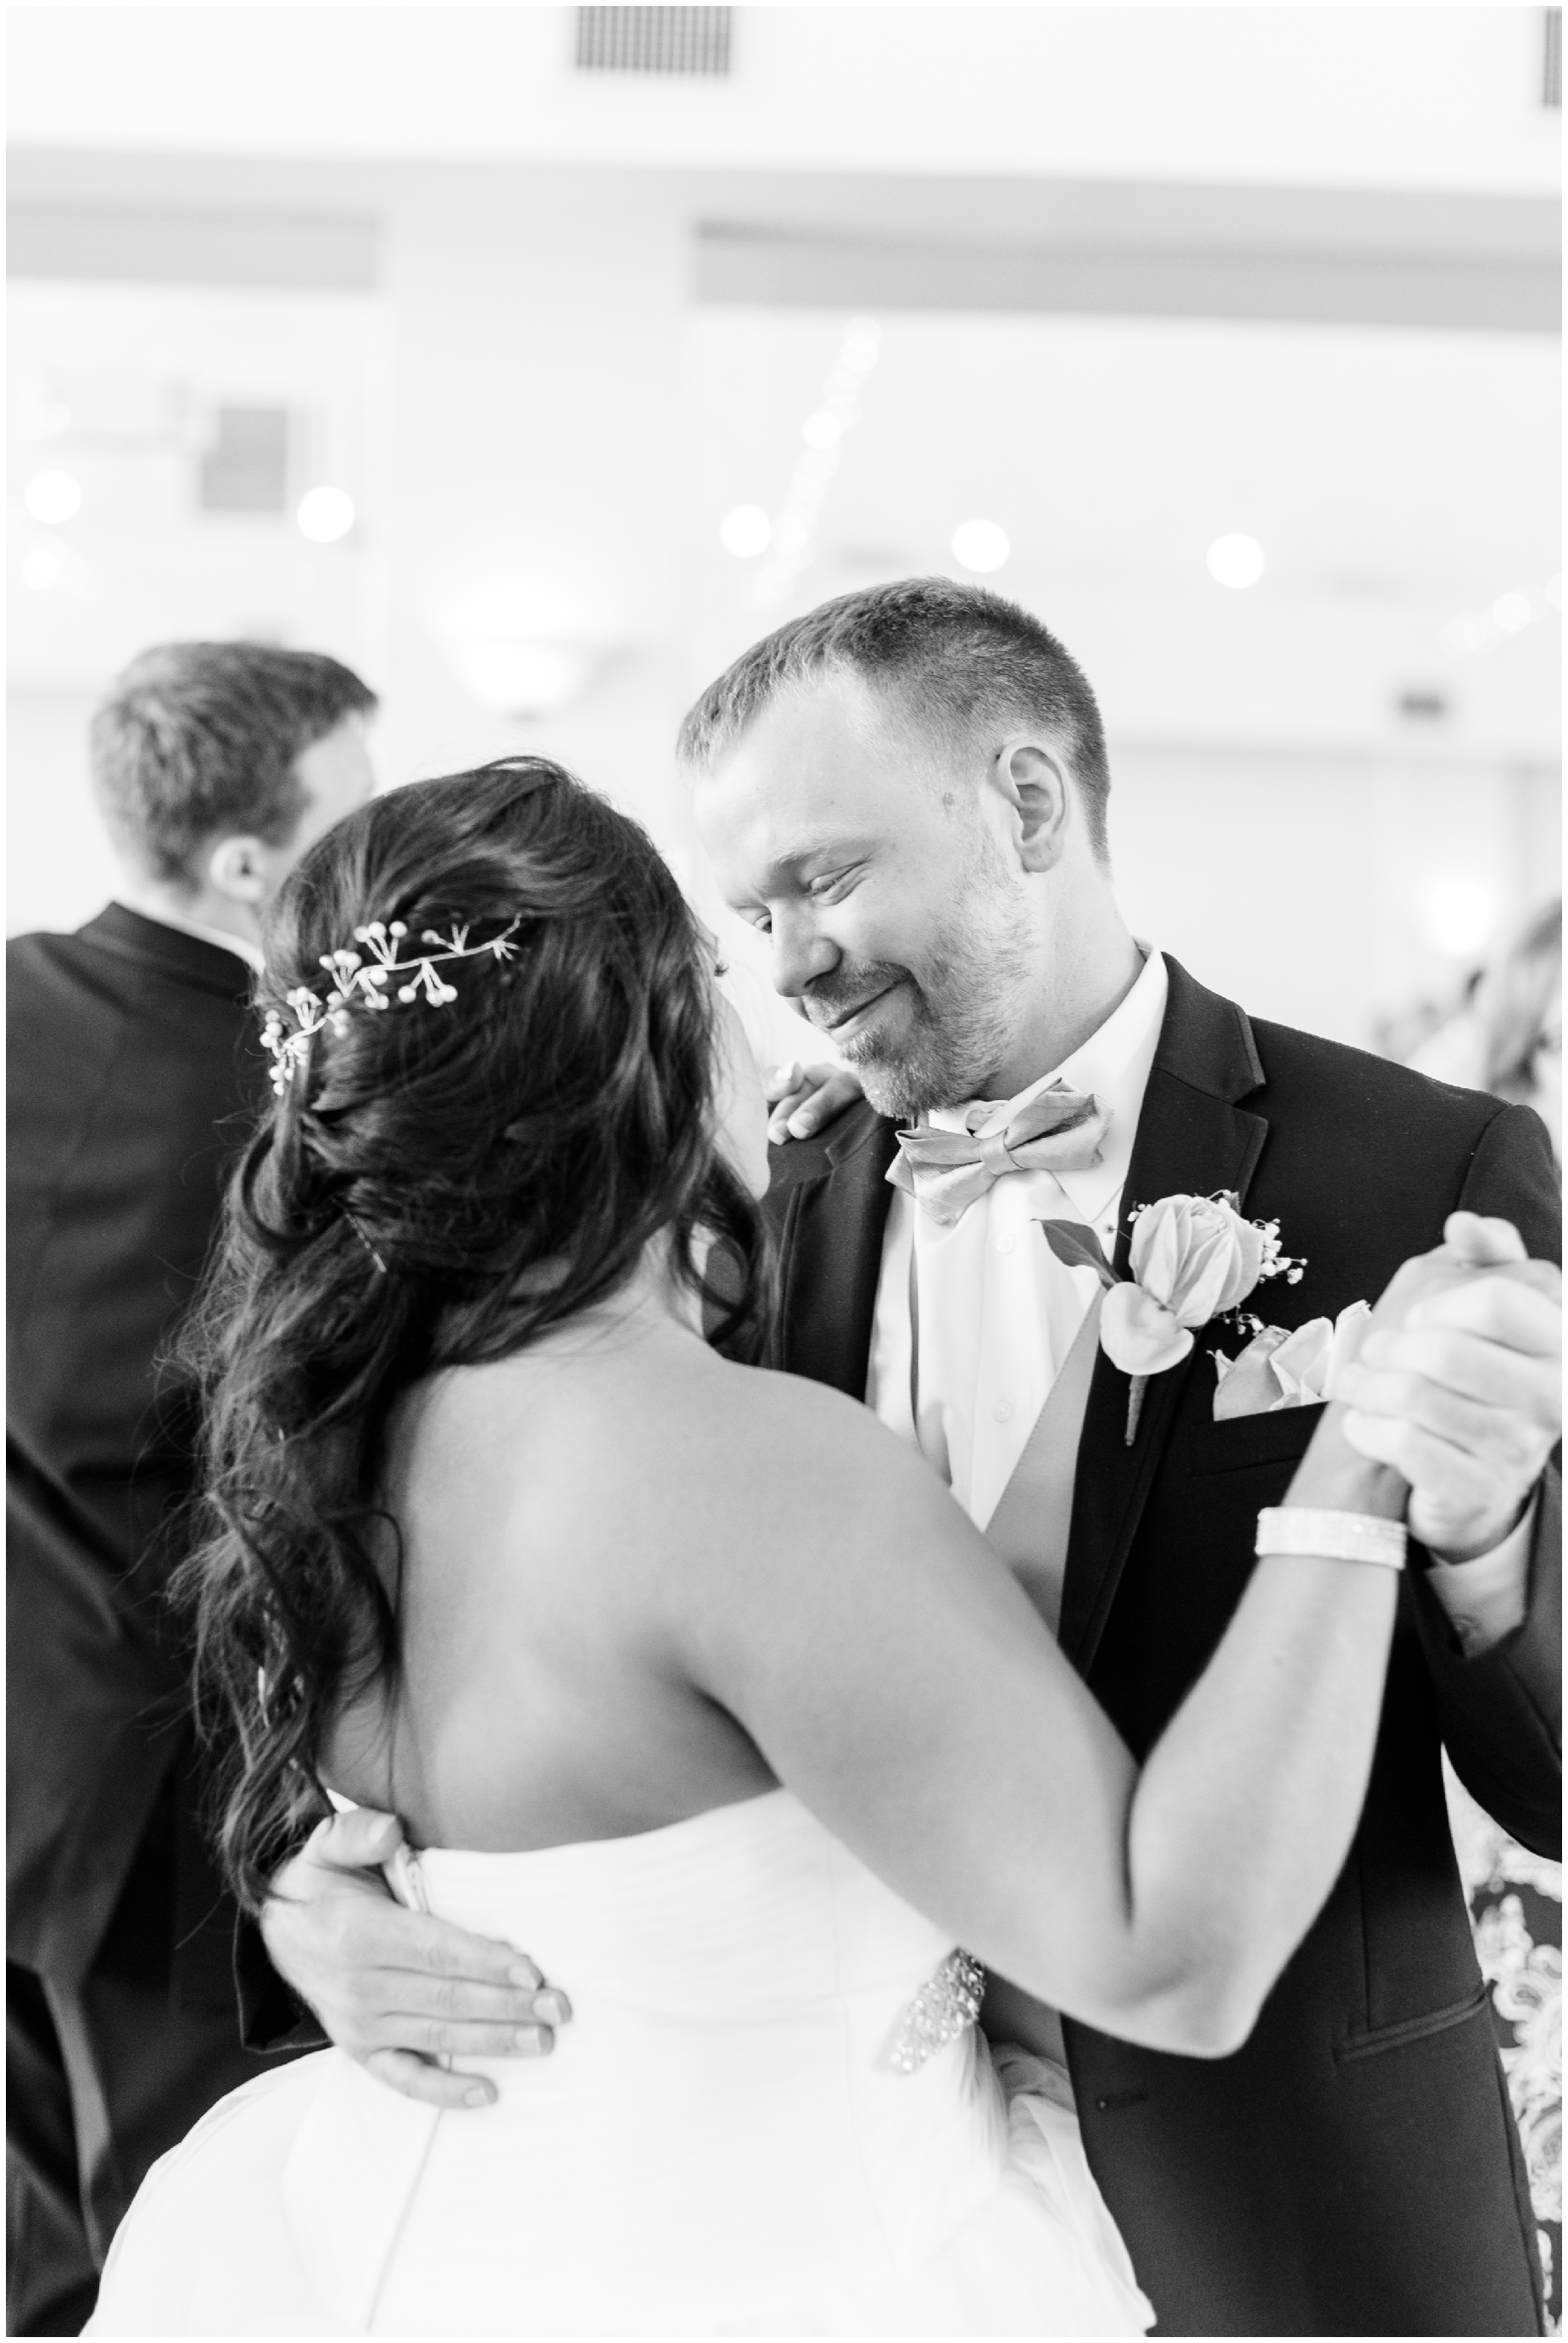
748, 318, 881, 611
1443, 577, 1559, 657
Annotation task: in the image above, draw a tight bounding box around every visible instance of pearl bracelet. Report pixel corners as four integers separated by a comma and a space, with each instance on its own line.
1255, 1508, 1407, 1572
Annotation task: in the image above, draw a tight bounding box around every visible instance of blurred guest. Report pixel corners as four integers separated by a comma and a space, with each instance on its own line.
7, 642, 376, 2335
1476, 900, 1562, 1158
1409, 901, 1562, 1158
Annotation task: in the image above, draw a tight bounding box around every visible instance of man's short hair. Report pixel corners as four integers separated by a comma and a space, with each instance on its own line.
90, 641, 378, 885
677, 577, 1113, 862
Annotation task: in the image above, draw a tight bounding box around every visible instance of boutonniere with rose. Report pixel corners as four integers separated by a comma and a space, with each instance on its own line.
1041, 1191, 1368, 1444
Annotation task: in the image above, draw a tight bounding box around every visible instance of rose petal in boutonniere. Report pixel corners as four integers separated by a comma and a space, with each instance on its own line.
1046, 1192, 1306, 1446
1100, 1280, 1199, 1378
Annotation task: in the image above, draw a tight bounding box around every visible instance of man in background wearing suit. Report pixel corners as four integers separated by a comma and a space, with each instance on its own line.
7, 642, 377, 2335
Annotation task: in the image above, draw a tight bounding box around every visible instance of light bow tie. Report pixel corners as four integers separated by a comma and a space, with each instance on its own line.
888, 1085, 1112, 1229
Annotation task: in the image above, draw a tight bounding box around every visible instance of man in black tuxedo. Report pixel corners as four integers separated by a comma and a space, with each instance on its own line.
7, 641, 377, 2334
254, 583, 1558, 2335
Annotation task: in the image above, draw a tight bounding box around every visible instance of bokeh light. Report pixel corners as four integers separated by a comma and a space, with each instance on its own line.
295, 485, 355, 544
24, 471, 82, 526
1207, 533, 1266, 589
951, 519, 1010, 574
20, 538, 68, 592
719, 505, 773, 558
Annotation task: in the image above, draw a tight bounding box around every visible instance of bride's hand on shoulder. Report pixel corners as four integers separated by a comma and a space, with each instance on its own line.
764, 1059, 864, 1145
260, 1805, 572, 2110
1332, 1212, 1561, 1562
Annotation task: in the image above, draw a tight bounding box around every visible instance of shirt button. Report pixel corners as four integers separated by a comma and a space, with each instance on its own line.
991, 1398, 1014, 1424
996, 1232, 1015, 1255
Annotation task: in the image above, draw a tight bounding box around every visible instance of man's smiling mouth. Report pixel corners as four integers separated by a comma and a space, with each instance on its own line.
818, 980, 901, 1039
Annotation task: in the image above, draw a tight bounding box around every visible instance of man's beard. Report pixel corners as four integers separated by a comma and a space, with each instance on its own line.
801, 840, 1036, 1122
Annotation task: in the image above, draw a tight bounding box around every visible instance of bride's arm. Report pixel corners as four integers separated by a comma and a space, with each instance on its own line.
694, 1397, 1393, 2056
688, 1302, 1429, 2061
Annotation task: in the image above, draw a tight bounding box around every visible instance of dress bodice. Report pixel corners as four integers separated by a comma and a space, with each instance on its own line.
413, 1787, 959, 2042
91, 1792, 1152, 2336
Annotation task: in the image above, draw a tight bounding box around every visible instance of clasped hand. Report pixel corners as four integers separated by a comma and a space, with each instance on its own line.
1333, 1212, 1561, 1563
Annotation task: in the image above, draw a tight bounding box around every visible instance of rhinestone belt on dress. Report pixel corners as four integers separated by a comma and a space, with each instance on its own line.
887, 1950, 986, 2074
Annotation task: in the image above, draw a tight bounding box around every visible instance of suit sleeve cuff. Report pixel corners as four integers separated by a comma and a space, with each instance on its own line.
1423, 1493, 1537, 1658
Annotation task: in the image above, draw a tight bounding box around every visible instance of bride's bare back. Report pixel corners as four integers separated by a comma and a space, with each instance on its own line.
328, 1292, 789, 1849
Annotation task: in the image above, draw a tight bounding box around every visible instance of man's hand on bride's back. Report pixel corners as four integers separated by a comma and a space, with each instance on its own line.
260, 1805, 572, 2110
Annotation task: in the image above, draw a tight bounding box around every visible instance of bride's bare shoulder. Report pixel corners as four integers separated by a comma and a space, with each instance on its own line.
396, 1340, 950, 1559
700, 1357, 948, 1520
717, 1358, 879, 1443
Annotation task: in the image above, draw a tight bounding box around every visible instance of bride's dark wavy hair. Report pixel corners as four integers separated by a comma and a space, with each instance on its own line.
175, 756, 773, 1913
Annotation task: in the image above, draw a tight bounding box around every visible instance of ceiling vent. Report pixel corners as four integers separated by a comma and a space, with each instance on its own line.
1545, 8, 1561, 106
575, 7, 732, 76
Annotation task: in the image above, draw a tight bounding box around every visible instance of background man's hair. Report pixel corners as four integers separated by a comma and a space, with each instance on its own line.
90, 641, 378, 885
678, 577, 1113, 862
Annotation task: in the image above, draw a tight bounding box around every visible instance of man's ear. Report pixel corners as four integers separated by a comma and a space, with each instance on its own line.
991, 740, 1071, 873
205, 834, 271, 907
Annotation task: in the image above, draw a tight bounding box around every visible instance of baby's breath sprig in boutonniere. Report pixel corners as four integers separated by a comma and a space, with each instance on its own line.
1043, 1192, 1305, 1444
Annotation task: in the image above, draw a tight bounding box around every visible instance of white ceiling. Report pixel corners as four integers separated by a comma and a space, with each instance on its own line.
8, 6, 1560, 196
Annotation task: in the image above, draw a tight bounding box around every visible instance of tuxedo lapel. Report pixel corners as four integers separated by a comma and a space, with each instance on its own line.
772, 1102, 899, 1399
1057, 960, 1269, 1671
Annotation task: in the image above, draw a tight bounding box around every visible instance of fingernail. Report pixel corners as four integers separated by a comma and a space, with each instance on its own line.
508, 1961, 541, 1989
514, 2026, 548, 2055
463, 2084, 492, 2106
789, 1113, 810, 1136
534, 1990, 570, 2026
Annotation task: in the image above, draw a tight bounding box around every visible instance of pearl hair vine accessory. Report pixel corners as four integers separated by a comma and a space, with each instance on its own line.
261, 915, 523, 1094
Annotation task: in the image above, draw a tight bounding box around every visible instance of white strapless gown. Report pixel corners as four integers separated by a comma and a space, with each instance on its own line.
89, 1791, 1153, 2335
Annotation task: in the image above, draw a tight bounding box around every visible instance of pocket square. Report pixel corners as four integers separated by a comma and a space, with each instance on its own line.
1213, 1300, 1371, 1420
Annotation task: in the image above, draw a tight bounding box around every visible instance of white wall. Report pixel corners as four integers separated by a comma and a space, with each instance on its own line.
7, 688, 114, 937
1108, 744, 1562, 1048
369, 172, 695, 867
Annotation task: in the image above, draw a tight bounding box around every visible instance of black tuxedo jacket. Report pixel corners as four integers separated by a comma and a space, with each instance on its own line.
8, 905, 265, 2002
764, 957, 1560, 2338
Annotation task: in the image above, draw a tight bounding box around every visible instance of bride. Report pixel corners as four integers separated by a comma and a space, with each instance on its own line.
94, 756, 1442, 2335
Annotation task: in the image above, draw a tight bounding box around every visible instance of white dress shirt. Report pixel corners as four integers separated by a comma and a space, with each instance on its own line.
868, 949, 1168, 1530
866, 944, 1531, 1652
